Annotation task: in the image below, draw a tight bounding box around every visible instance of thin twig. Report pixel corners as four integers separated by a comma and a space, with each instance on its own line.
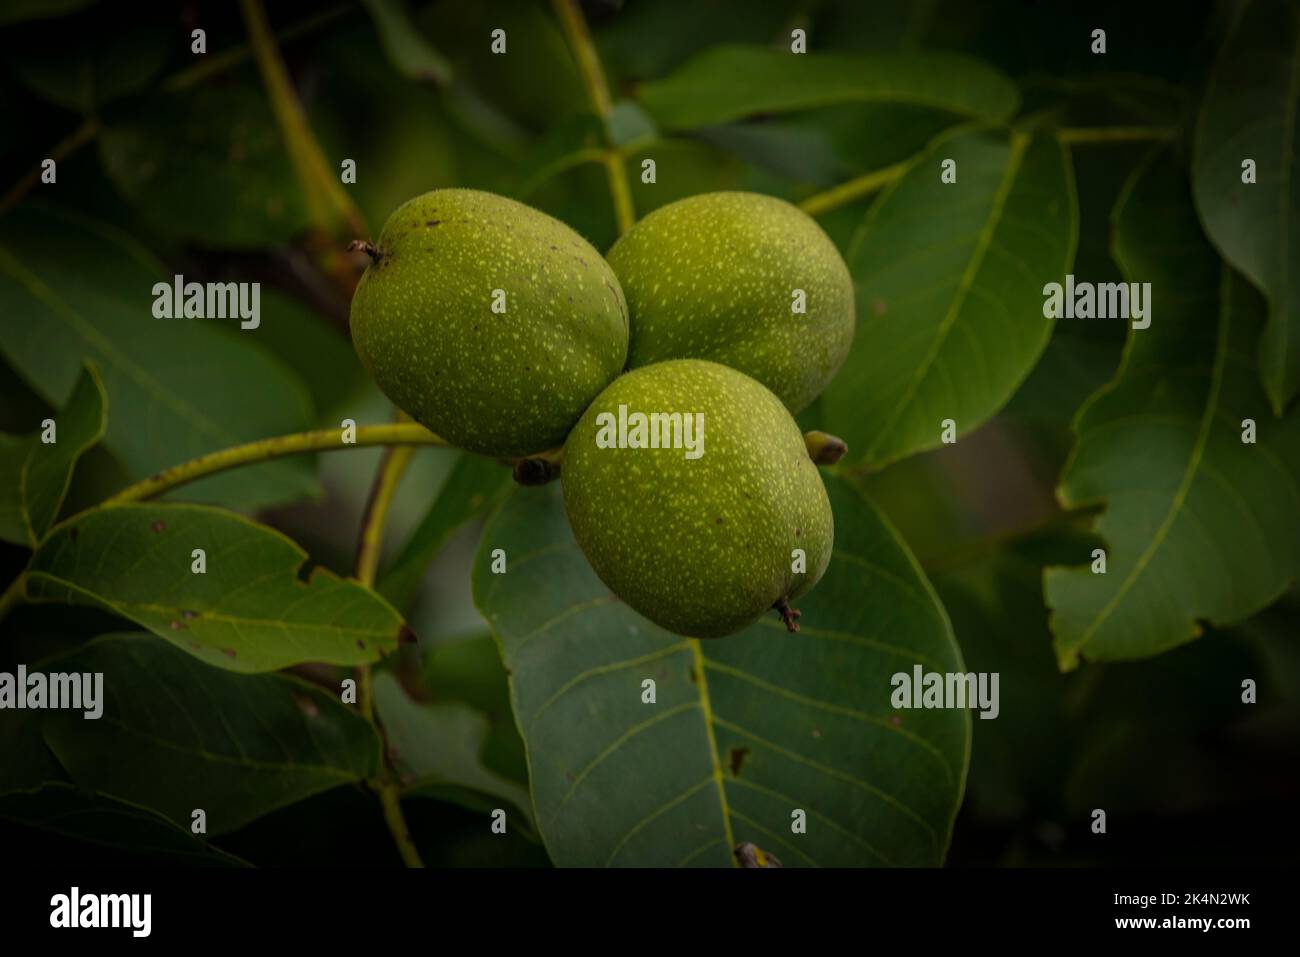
99, 422, 445, 509
239, 0, 366, 239
355, 446, 415, 588
551, 0, 635, 234
353, 430, 423, 868
797, 160, 909, 218
0, 120, 99, 217
1055, 126, 1178, 144
163, 4, 353, 92
377, 786, 424, 867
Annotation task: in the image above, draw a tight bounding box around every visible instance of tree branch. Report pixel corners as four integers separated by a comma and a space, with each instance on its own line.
797, 160, 909, 218
353, 435, 423, 868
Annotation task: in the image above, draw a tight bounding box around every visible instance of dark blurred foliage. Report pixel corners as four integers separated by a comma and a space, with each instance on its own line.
1, 0, 1295, 867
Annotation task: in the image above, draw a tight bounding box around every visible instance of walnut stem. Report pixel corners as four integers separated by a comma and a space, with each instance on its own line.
774, 597, 802, 633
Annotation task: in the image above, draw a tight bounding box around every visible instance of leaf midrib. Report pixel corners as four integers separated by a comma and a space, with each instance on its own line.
1068, 268, 1232, 656
689, 638, 737, 865
863, 132, 1030, 460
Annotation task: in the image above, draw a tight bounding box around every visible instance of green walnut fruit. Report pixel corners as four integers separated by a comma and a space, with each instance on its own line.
350, 189, 629, 458
606, 191, 854, 414
562, 359, 833, 638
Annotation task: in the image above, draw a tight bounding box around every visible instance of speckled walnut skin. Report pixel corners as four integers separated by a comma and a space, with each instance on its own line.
350, 189, 629, 458
563, 359, 833, 639
608, 192, 854, 414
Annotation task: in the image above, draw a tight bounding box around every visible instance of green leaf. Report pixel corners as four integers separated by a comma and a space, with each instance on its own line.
1001, 140, 1137, 461
35, 633, 380, 834
246, 290, 365, 422
594, 0, 795, 83
0, 361, 105, 546
362, 0, 453, 85
4, 12, 167, 114
356, 1, 528, 150
931, 534, 1093, 821
379, 453, 513, 611
26, 505, 407, 673
99, 82, 312, 249
0, 205, 318, 509
1196, 0, 1300, 410
1046, 152, 1300, 669
821, 130, 1078, 467
606, 99, 658, 149
1193, 0, 1300, 413
0, 784, 248, 867
0, 709, 66, 794
415, 0, 579, 139
696, 121, 849, 187
473, 478, 969, 867
637, 46, 1020, 131
625, 138, 747, 217
351, 2, 533, 155
0, 0, 95, 27
422, 634, 529, 785
373, 672, 534, 833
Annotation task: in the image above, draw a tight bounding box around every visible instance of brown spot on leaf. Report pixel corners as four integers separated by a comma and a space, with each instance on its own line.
292, 692, 320, 718
150, 520, 166, 533
811, 728, 822, 739
221, 648, 237, 659
169, 620, 185, 630
181, 609, 199, 620
425, 219, 442, 227
728, 746, 750, 776
356, 639, 366, 651
889, 714, 902, 727
872, 298, 887, 316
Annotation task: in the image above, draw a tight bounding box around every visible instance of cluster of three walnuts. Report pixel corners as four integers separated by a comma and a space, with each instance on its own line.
350, 188, 855, 638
